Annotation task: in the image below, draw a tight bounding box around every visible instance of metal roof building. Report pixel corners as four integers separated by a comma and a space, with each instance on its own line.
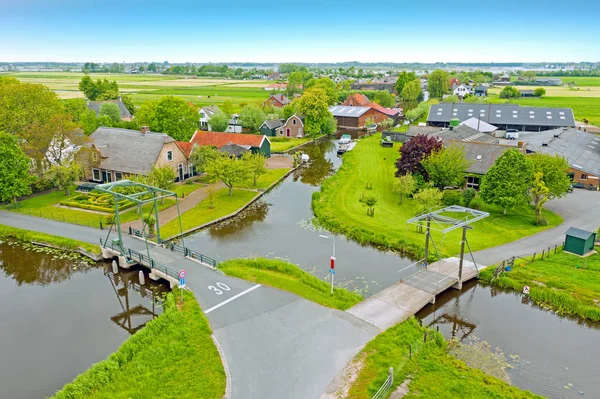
427, 103, 575, 131
329, 106, 372, 117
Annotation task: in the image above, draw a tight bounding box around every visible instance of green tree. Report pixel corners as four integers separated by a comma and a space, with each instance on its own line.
480, 149, 533, 214
400, 79, 423, 101
121, 94, 136, 115
522, 70, 536, 82
78, 76, 119, 101
239, 104, 266, 132
148, 165, 176, 191
296, 88, 332, 136
99, 103, 121, 124
413, 187, 443, 216
304, 77, 338, 105
441, 95, 460, 103
190, 145, 219, 174
242, 151, 266, 187
321, 115, 338, 136
530, 171, 550, 225
428, 70, 450, 98
373, 91, 395, 107
363, 194, 377, 216
221, 100, 235, 116
136, 96, 198, 141
463, 187, 476, 208
499, 86, 521, 99
534, 87, 546, 97
282, 104, 296, 120
393, 173, 416, 204
205, 154, 251, 196
0, 132, 32, 204
287, 71, 304, 96
208, 111, 230, 132
529, 153, 571, 221
48, 161, 83, 196
394, 71, 416, 94
422, 145, 472, 189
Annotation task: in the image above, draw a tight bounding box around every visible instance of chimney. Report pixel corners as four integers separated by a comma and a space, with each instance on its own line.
141, 126, 150, 135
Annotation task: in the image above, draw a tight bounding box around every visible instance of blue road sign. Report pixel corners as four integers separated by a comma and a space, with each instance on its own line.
329, 269, 336, 275
179, 277, 186, 287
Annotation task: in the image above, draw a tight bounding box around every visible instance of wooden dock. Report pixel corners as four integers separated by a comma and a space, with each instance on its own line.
347, 257, 482, 330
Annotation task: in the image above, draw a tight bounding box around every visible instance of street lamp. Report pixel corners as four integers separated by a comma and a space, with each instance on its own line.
319, 234, 336, 295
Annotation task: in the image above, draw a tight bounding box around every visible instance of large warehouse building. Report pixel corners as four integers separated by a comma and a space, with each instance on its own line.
426, 103, 575, 132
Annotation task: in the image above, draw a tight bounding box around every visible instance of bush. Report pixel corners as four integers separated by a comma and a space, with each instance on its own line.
534, 87, 546, 97
104, 213, 115, 224
469, 196, 483, 210
30, 175, 56, 193
442, 190, 463, 206
463, 188, 476, 208
499, 86, 521, 99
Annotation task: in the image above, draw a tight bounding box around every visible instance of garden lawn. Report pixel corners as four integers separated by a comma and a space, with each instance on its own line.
219, 258, 362, 310
348, 318, 541, 399
271, 137, 313, 152
53, 289, 225, 399
174, 182, 203, 197
235, 168, 289, 190
312, 134, 562, 258
480, 249, 600, 321
160, 188, 257, 238
0, 224, 101, 255
5, 188, 105, 228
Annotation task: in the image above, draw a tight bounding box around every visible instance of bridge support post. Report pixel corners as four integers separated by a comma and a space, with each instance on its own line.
423, 217, 431, 268
452, 226, 467, 290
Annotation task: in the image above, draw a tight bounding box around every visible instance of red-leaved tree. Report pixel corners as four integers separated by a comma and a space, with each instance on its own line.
395, 134, 442, 179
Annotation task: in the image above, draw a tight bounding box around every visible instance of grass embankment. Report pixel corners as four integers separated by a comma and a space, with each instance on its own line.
160, 188, 257, 238
348, 318, 541, 399
235, 168, 290, 190
271, 137, 314, 152
312, 134, 562, 258
0, 224, 101, 255
480, 249, 600, 322
53, 289, 225, 399
219, 258, 362, 310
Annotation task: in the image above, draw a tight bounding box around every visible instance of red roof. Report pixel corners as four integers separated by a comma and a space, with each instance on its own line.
189, 131, 266, 149
176, 141, 195, 157
369, 102, 400, 117
343, 93, 371, 106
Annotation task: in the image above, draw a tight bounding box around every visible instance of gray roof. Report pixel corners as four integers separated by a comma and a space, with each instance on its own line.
432, 125, 502, 145
459, 117, 498, 133
90, 127, 174, 175
87, 99, 132, 119
262, 119, 285, 130
474, 86, 487, 92
406, 125, 442, 137
524, 127, 600, 176
427, 103, 575, 127
447, 141, 513, 175
270, 94, 290, 105
565, 227, 594, 240
201, 105, 220, 117
329, 105, 371, 117
219, 143, 250, 157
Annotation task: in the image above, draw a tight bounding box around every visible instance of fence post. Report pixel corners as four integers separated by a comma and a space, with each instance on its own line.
541, 250, 545, 260
548, 246, 551, 257
424, 332, 427, 342
554, 245, 557, 254
100, 221, 103, 230
532, 252, 536, 261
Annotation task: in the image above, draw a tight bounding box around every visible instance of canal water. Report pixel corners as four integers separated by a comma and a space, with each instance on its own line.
0, 240, 168, 398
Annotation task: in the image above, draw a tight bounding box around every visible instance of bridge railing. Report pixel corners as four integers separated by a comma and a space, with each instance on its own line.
372, 367, 394, 399
127, 248, 179, 280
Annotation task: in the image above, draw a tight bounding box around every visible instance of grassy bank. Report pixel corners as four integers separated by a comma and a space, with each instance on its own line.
480, 249, 600, 322
271, 137, 314, 152
219, 258, 362, 310
235, 168, 290, 190
312, 134, 562, 258
160, 188, 257, 239
347, 318, 541, 399
53, 289, 225, 399
0, 224, 100, 255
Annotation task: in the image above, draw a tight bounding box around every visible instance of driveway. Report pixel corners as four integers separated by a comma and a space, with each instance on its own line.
473, 189, 600, 265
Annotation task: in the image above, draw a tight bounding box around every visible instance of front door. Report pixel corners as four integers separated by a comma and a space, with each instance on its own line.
102, 170, 112, 183
178, 164, 184, 181
286, 128, 290, 137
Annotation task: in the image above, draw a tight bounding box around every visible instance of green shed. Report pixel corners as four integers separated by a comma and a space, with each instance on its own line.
563, 227, 596, 256
259, 119, 284, 137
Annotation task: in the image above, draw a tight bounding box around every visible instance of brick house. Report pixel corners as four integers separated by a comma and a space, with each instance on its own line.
263, 94, 291, 108
342, 93, 371, 107
329, 105, 392, 129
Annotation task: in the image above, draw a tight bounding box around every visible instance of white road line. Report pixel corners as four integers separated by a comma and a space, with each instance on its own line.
204, 284, 261, 314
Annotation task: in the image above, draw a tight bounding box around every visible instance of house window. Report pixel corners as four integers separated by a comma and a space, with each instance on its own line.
293, 119, 296, 125
581, 174, 588, 180
200, 112, 206, 118
92, 169, 101, 181
92, 152, 98, 161
115, 172, 123, 181
167, 151, 173, 161
279, 129, 283, 136
188, 163, 194, 176
466, 176, 480, 190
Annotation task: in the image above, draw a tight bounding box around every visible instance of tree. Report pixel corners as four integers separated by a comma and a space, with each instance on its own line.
78, 76, 119, 101
362, 194, 377, 216
136, 96, 198, 141
534, 87, 546, 97
48, 161, 83, 196
413, 188, 443, 216
522, 70, 536, 82
499, 86, 521, 99
205, 154, 251, 196
480, 149, 533, 214
441, 95, 460, 103
321, 115, 338, 136
282, 104, 296, 120
373, 91, 395, 107
428, 70, 450, 98
529, 153, 570, 221
287, 71, 304, 96
530, 171, 550, 225
239, 104, 266, 132
393, 174, 416, 204
221, 100, 235, 116
395, 134, 442, 179
208, 111, 230, 132
148, 165, 176, 191
395, 71, 416, 94
242, 151, 266, 187
0, 132, 32, 204
401, 79, 422, 101
190, 145, 220, 174
99, 103, 121, 124
296, 88, 332, 136
304, 77, 338, 105
422, 144, 472, 189
121, 94, 136, 115
405, 102, 429, 122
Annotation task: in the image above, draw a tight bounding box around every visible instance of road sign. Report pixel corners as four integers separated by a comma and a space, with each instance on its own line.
523, 285, 530, 294
178, 269, 187, 279
179, 277, 186, 288
329, 269, 336, 275
330, 256, 336, 270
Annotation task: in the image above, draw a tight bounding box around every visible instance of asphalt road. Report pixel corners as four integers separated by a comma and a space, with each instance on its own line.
0, 212, 378, 399
473, 189, 600, 265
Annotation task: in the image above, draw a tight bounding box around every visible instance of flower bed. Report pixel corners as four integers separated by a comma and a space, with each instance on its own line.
60, 193, 136, 213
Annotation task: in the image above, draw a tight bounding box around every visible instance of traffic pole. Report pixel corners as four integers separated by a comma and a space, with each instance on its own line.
330, 256, 335, 295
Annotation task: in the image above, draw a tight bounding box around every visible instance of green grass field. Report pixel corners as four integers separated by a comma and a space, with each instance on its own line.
53, 289, 225, 399
347, 318, 541, 399
219, 258, 363, 310
480, 249, 600, 321
312, 134, 562, 258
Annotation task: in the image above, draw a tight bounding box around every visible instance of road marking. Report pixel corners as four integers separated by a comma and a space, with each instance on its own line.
204, 284, 261, 314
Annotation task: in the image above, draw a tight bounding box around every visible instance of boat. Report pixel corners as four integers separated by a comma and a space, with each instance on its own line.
338, 134, 352, 145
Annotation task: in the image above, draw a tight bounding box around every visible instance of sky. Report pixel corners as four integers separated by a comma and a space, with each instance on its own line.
1, 0, 599, 64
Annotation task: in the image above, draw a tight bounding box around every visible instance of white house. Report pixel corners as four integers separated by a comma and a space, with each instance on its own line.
453, 84, 472, 97
199, 105, 220, 130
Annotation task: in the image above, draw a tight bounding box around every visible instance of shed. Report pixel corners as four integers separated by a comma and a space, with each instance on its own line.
563, 227, 596, 256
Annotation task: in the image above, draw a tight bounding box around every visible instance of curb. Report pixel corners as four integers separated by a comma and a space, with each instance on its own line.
212, 334, 232, 399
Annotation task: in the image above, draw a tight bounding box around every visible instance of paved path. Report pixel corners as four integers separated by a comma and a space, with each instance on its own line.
0, 211, 378, 399
473, 189, 600, 265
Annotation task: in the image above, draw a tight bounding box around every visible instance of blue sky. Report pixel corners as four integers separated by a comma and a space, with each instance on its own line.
1, 0, 599, 63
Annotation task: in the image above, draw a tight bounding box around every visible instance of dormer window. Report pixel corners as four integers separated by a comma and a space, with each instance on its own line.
167, 151, 173, 161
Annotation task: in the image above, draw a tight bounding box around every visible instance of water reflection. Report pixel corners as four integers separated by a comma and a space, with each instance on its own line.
292, 139, 336, 185
208, 200, 269, 239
